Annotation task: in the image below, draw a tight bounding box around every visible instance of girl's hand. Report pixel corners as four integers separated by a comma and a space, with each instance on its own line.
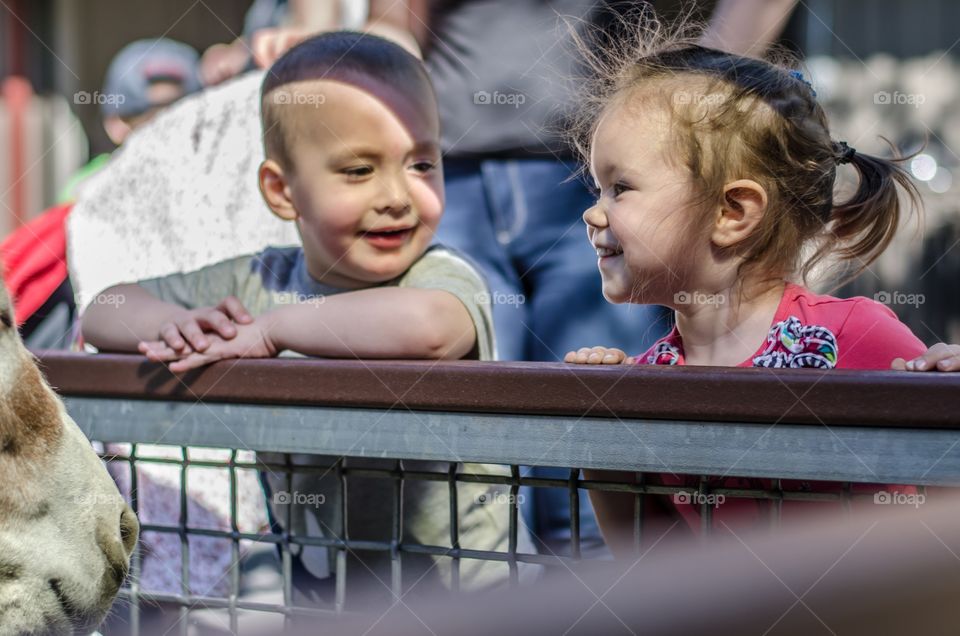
892, 343, 960, 372
563, 346, 635, 365
140, 317, 278, 373
143, 296, 253, 357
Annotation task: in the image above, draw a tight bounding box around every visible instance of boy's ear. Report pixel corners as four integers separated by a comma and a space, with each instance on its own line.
712, 179, 767, 249
259, 159, 298, 221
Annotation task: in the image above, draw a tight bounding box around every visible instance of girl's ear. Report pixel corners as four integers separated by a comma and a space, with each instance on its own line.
259, 159, 298, 221
712, 179, 768, 248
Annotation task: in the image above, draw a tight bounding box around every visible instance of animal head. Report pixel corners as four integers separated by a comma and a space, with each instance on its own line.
0, 281, 138, 634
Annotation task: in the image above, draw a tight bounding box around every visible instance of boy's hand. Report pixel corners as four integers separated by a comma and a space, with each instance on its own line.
564, 346, 635, 365
140, 317, 278, 373
892, 343, 960, 372
146, 296, 253, 355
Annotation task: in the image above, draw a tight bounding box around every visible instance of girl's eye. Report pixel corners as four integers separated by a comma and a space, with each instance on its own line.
411, 161, 437, 174
612, 181, 632, 197
343, 166, 373, 178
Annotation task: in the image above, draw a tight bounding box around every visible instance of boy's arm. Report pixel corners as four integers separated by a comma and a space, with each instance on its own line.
81, 284, 189, 352
266, 287, 476, 359
147, 286, 479, 372
81, 283, 251, 353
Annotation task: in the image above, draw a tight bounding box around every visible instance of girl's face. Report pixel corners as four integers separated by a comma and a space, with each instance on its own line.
584, 102, 701, 305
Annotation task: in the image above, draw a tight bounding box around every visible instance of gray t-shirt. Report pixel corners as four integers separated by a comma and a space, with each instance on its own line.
139, 245, 534, 593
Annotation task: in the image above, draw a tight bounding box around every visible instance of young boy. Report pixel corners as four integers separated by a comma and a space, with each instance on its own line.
82, 32, 532, 602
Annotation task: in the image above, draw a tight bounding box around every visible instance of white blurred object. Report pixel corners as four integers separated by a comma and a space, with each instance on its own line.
67, 71, 299, 310
911, 153, 937, 181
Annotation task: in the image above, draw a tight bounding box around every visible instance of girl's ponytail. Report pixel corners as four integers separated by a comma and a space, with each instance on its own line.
818, 139, 921, 280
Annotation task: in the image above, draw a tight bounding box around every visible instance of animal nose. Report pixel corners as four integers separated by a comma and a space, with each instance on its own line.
119, 505, 138, 557
95, 504, 138, 598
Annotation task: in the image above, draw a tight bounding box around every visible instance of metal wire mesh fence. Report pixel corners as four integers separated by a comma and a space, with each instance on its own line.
90, 445, 935, 635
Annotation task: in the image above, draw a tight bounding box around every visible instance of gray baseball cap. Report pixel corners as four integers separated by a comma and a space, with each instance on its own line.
101, 38, 201, 118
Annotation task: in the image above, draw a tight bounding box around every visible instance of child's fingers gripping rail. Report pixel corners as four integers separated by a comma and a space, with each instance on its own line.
893, 342, 960, 372
564, 346, 634, 365
162, 318, 278, 373
151, 295, 254, 354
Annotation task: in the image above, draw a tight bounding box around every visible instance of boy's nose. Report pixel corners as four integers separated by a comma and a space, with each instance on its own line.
582, 203, 608, 229
376, 178, 412, 216
377, 198, 411, 217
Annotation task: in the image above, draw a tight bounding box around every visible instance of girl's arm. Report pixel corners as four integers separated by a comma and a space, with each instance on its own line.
584, 470, 640, 559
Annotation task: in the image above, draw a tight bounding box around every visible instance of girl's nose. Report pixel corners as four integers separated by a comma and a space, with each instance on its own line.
582, 202, 608, 229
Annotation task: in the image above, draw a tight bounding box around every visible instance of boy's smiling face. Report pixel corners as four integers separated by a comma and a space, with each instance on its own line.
261, 79, 443, 289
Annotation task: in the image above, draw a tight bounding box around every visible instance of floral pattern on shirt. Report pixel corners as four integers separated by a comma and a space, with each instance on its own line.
641, 315, 839, 369
751, 316, 838, 369
646, 341, 682, 365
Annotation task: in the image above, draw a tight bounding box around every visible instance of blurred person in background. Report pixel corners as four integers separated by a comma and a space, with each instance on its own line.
0, 38, 201, 349
63, 38, 202, 201
200, 0, 391, 86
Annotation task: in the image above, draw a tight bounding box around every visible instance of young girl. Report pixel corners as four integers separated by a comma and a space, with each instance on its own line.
562, 32, 940, 553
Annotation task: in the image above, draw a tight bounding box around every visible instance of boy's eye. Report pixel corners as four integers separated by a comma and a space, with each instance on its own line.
343, 166, 374, 178
410, 161, 437, 173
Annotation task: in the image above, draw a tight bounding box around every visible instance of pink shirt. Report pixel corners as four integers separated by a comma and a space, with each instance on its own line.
640, 283, 926, 369
635, 283, 926, 536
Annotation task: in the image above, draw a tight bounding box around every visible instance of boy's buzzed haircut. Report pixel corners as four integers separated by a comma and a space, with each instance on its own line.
260, 31, 435, 169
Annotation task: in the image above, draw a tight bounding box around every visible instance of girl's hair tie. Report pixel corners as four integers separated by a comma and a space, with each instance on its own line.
788, 69, 816, 97
833, 140, 857, 165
